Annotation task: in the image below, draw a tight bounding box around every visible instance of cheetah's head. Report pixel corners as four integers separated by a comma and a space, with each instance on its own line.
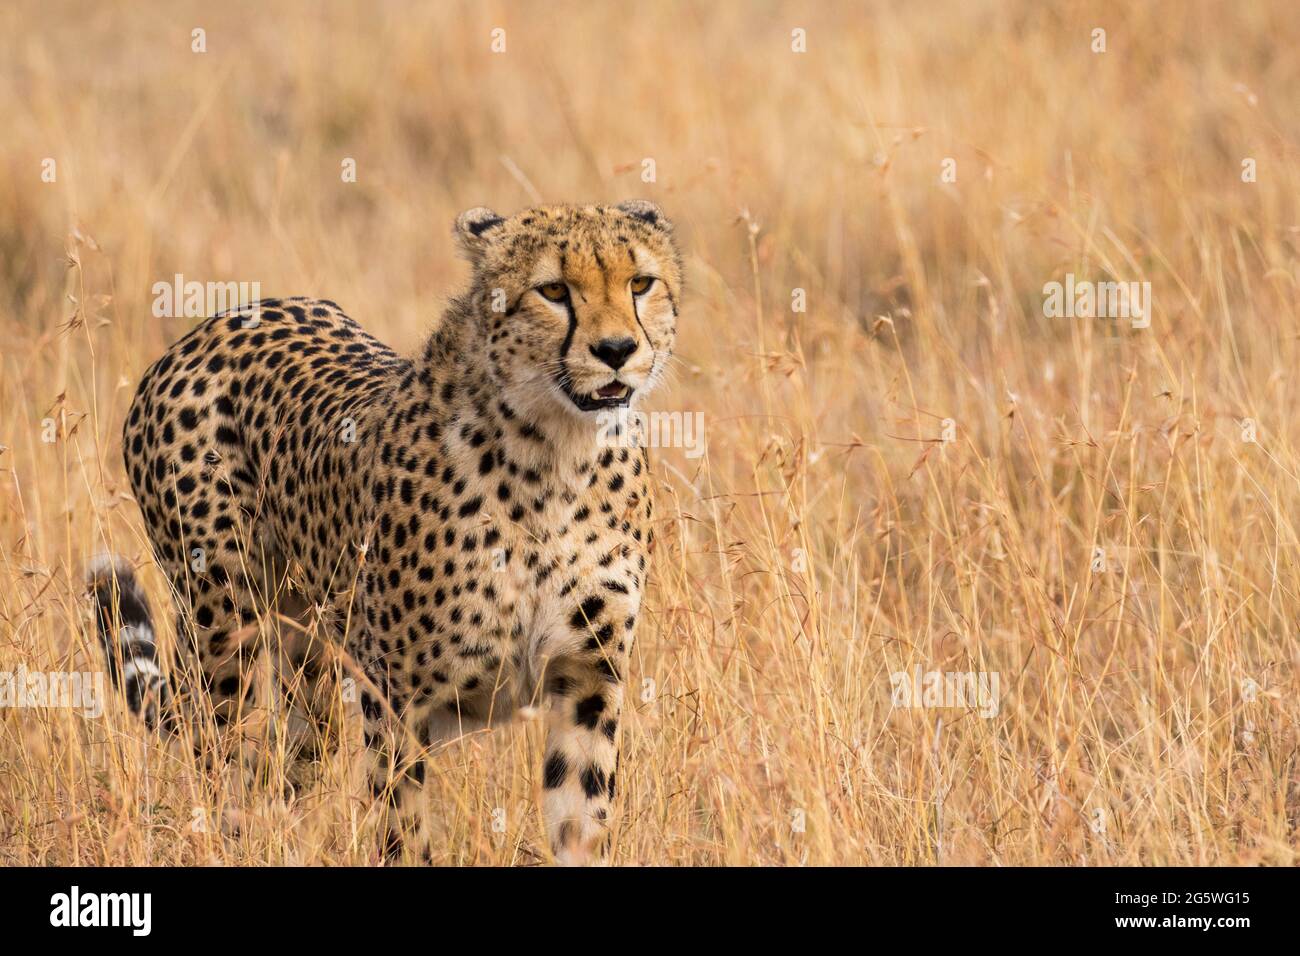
454, 201, 682, 424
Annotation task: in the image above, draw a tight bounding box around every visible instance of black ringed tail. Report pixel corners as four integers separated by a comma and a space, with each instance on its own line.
86, 555, 171, 730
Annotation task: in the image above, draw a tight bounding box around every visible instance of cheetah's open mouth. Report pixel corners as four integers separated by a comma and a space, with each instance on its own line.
564, 379, 633, 412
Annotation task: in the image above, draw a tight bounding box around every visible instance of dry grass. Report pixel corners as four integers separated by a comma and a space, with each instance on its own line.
1, 0, 1297, 866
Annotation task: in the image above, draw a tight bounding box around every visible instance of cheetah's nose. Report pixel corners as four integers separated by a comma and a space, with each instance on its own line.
590, 336, 638, 370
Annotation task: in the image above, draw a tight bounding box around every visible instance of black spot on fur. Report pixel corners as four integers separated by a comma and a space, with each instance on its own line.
581, 765, 607, 798
575, 694, 605, 729
543, 752, 568, 789
571, 595, 605, 629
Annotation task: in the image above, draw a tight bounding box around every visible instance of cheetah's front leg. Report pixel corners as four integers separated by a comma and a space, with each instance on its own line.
541, 660, 625, 865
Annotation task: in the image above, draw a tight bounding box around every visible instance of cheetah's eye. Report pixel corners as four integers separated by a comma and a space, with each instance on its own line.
537, 282, 569, 303
629, 276, 655, 296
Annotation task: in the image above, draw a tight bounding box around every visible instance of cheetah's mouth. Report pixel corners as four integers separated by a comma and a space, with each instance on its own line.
563, 379, 633, 412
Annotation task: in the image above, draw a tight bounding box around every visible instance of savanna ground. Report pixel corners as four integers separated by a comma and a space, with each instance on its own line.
0, 0, 1297, 866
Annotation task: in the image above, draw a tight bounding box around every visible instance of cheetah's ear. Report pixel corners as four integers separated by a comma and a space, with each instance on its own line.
454, 207, 506, 261
616, 199, 672, 232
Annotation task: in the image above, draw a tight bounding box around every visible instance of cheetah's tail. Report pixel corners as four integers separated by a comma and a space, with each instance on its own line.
87, 554, 171, 730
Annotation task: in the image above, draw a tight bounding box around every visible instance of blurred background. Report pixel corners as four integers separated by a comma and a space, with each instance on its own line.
0, 0, 1296, 865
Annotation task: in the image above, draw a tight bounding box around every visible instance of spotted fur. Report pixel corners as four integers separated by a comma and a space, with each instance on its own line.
87, 555, 170, 731
91, 201, 681, 864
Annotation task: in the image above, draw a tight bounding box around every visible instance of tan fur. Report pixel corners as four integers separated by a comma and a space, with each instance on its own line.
116, 202, 683, 864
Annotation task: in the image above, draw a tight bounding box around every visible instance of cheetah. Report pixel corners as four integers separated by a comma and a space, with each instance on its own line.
88, 200, 682, 864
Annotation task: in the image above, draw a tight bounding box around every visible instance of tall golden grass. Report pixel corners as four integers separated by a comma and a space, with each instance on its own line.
0, 0, 1296, 865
